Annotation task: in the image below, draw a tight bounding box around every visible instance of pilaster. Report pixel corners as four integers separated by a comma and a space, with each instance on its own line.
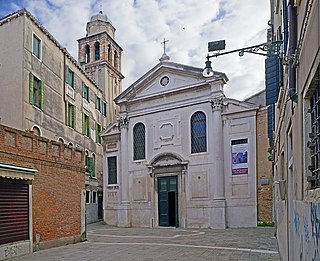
210, 96, 226, 228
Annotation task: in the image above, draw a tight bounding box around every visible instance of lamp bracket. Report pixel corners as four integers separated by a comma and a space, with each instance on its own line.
207, 41, 283, 59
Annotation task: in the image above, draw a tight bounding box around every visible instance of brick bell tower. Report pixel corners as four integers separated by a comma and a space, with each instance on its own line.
78, 11, 124, 124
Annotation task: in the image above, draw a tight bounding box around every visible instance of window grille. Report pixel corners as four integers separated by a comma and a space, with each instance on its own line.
108, 156, 117, 184
191, 111, 207, 153
309, 79, 320, 188
133, 123, 146, 160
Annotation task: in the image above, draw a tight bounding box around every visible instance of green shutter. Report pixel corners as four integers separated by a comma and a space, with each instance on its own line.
72, 105, 76, 129
39, 81, 44, 110
65, 65, 69, 84
82, 113, 85, 134
65, 101, 69, 126
96, 123, 98, 142
82, 82, 85, 98
71, 71, 74, 88
91, 157, 95, 177
29, 72, 34, 104
88, 157, 92, 174
88, 118, 91, 138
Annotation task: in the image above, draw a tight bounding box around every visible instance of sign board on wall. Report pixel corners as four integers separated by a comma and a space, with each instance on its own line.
231, 139, 248, 175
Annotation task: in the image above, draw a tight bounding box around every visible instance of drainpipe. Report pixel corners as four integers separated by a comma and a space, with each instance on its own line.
288, 0, 298, 102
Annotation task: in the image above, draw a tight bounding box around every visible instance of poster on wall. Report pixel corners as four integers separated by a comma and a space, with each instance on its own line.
231, 138, 248, 175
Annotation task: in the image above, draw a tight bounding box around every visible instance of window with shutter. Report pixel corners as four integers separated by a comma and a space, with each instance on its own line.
96, 96, 101, 111
66, 66, 75, 88
91, 154, 95, 177
83, 83, 89, 101
102, 101, 107, 117
32, 33, 41, 59
66, 102, 76, 129
96, 123, 101, 144
29, 73, 43, 110
83, 113, 90, 137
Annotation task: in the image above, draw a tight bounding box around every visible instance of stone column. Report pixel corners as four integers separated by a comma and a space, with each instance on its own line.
210, 96, 226, 228
117, 114, 130, 226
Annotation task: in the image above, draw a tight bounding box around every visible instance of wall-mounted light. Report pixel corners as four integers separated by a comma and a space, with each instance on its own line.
203, 56, 214, 77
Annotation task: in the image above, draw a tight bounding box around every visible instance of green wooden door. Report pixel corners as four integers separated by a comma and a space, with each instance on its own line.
158, 176, 178, 227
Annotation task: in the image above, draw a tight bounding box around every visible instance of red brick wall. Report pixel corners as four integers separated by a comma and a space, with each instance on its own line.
0, 125, 85, 243
256, 109, 273, 221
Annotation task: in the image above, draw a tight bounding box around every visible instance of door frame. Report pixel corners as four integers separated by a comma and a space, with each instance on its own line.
153, 170, 186, 228
157, 175, 179, 227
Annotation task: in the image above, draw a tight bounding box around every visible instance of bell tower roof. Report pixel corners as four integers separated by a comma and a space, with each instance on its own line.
86, 11, 115, 38
90, 10, 110, 23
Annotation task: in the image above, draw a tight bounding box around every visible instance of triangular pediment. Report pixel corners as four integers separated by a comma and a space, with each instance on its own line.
100, 122, 120, 137
115, 61, 227, 103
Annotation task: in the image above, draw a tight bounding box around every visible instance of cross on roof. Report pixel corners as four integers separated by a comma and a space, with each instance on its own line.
161, 37, 169, 54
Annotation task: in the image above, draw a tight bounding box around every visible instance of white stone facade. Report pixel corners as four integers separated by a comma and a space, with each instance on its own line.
102, 59, 258, 228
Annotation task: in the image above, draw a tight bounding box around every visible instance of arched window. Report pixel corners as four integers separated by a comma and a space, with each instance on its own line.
133, 123, 145, 160
94, 42, 100, 60
85, 45, 90, 63
191, 111, 207, 153
58, 137, 64, 144
68, 142, 73, 148
31, 126, 41, 136
107, 44, 111, 62
114, 51, 118, 68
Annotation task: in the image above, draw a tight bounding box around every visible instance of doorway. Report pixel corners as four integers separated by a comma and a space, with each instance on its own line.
158, 176, 178, 227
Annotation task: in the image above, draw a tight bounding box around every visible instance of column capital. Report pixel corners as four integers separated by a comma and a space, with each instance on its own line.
210, 96, 225, 111
118, 114, 129, 129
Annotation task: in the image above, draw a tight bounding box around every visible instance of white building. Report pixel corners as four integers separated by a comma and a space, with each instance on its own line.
102, 55, 260, 228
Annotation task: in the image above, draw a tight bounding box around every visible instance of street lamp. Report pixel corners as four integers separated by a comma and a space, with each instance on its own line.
203, 56, 214, 77
202, 40, 282, 77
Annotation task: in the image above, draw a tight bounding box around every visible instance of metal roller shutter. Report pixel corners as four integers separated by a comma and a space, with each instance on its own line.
0, 178, 29, 245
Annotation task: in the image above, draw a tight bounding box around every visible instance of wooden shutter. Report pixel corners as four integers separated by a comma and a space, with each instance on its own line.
65, 101, 69, 126
29, 72, 34, 104
91, 157, 95, 177
265, 57, 281, 105
65, 65, 69, 84
88, 117, 91, 138
39, 81, 44, 110
72, 105, 76, 129
82, 113, 85, 134
82, 82, 85, 98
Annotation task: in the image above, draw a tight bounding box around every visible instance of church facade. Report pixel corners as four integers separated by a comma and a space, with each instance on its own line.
102, 56, 259, 228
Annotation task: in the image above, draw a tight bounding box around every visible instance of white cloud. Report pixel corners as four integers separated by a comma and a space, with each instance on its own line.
3, 0, 269, 100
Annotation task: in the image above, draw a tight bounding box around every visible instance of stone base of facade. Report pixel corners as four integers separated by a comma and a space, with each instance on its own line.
117, 204, 131, 227
210, 199, 226, 229
34, 235, 82, 252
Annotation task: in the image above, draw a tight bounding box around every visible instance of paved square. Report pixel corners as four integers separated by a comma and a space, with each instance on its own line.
11, 222, 280, 260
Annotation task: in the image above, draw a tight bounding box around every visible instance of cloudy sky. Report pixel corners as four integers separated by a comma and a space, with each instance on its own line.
0, 0, 270, 100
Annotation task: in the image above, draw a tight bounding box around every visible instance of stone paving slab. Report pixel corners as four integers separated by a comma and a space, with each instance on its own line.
11, 222, 280, 261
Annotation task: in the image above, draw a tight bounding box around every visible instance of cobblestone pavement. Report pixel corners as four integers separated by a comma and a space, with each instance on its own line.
11, 222, 280, 261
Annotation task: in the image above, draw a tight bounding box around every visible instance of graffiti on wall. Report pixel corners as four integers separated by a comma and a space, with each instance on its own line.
293, 201, 320, 261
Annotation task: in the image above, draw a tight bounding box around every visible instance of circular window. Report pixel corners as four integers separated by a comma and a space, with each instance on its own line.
160, 76, 169, 86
